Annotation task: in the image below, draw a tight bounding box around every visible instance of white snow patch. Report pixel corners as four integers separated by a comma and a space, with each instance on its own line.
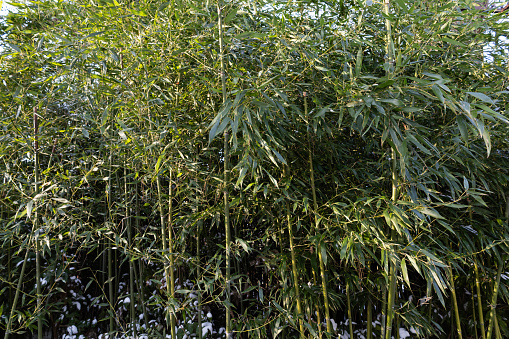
330, 318, 338, 332
399, 327, 411, 338
202, 321, 213, 337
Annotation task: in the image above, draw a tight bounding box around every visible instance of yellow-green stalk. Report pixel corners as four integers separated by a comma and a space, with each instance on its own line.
305, 92, 331, 334
449, 263, 463, 339
284, 166, 305, 338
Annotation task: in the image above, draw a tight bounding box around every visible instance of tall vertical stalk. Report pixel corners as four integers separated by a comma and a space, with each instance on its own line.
305, 92, 331, 334
107, 148, 115, 336
385, 150, 398, 339
197, 219, 203, 339
486, 257, 504, 339
34, 108, 43, 339
384, 0, 398, 335
218, 2, 231, 337
381, 282, 387, 339
283, 166, 305, 338
472, 283, 479, 339
157, 174, 175, 339
125, 166, 137, 338
135, 182, 149, 331
224, 132, 232, 339
367, 297, 373, 339
168, 169, 176, 337
449, 262, 463, 339
4, 109, 42, 339
346, 281, 354, 339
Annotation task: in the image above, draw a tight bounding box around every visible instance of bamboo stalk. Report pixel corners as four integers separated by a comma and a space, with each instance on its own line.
385, 150, 398, 339
157, 175, 175, 338
168, 170, 176, 338
107, 148, 115, 336
135, 182, 149, 331
449, 262, 463, 339
197, 219, 203, 339
125, 166, 137, 338
283, 166, 305, 338
381, 281, 387, 339
367, 297, 373, 339
3, 240, 30, 339
224, 132, 232, 339
305, 92, 332, 335
218, 2, 232, 337
494, 313, 502, 339
347, 282, 354, 339
472, 283, 478, 339
486, 257, 504, 339
34, 108, 43, 339
475, 260, 486, 339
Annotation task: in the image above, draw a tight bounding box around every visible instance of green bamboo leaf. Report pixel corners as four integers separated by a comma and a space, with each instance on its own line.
432, 84, 445, 103
158, 1, 170, 11
441, 36, 467, 47
224, 8, 237, 23
407, 133, 432, 155
26, 200, 34, 219
271, 149, 287, 165
321, 241, 327, 266
84, 30, 107, 39
401, 259, 411, 288
394, 0, 408, 11
355, 47, 363, 76
101, 108, 109, 126
7, 42, 21, 52
421, 208, 445, 220
36, 36, 44, 52
155, 154, 164, 173
467, 92, 494, 105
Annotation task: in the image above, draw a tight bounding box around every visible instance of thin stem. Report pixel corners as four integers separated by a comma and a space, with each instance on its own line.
449, 262, 463, 339
486, 257, 504, 339
305, 92, 331, 334
168, 170, 176, 338
367, 297, 373, 339
34, 108, 43, 339
475, 260, 486, 339
284, 166, 305, 338
347, 282, 354, 339
224, 132, 232, 339
125, 166, 137, 338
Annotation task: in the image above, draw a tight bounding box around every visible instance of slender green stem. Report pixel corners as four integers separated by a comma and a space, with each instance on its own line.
168, 170, 176, 338
486, 257, 504, 339
367, 297, 373, 339
3, 241, 30, 339
107, 148, 115, 336
472, 283, 478, 339
305, 92, 331, 334
125, 166, 137, 338
197, 220, 203, 339
34, 109, 43, 339
449, 262, 463, 339
135, 180, 149, 331
218, 2, 232, 337
385, 150, 398, 339
347, 282, 354, 339
381, 278, 387, 339
224, 132, 232, 339
157, 174, 174, 337
284, 166, 305, 338
475, 260, 486, 339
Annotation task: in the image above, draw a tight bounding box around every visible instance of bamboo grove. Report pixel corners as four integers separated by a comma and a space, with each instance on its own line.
1, 0, 509, 338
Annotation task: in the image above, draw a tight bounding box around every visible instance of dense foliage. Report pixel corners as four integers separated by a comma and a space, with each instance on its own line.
1, 0, 509, 338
